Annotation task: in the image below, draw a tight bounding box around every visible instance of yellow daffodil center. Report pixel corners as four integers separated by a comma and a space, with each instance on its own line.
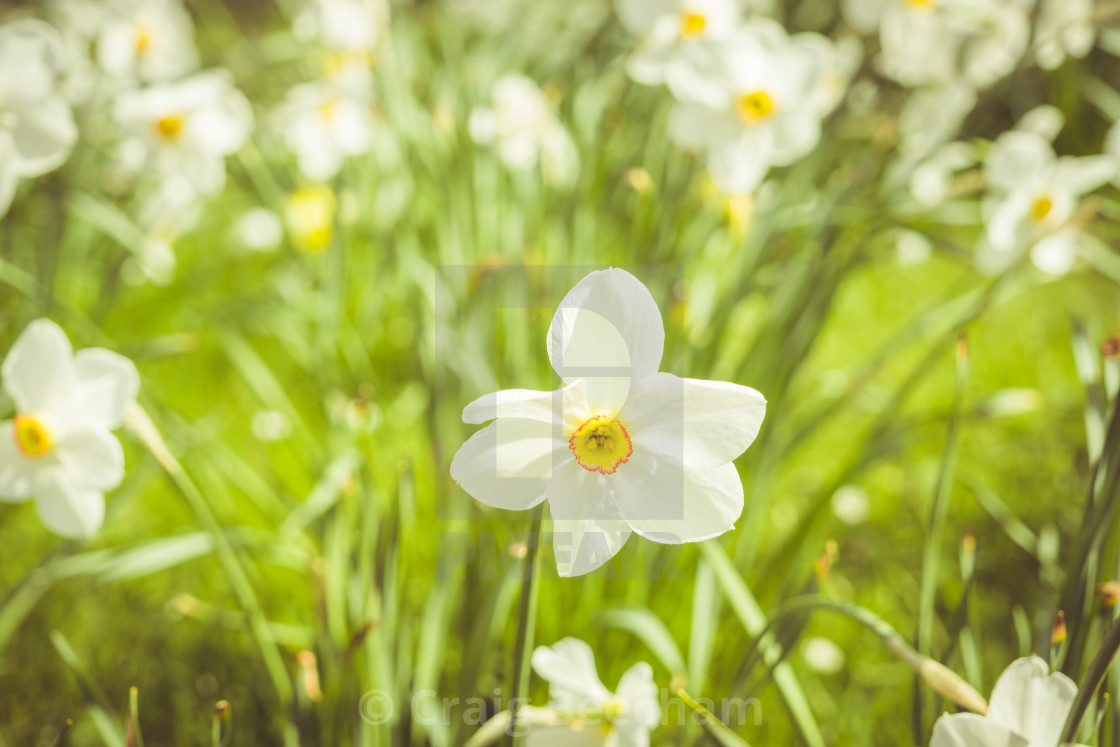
155, 114, 184, 141
319, 98, 340, 122
1030, 194, 1054, 222
134, 25, 152, 56
737, 90, 776, 124
908, 0, 936, 10
569, 415, 632, 475
679, 11, 707, 39
13, 414, 52, 458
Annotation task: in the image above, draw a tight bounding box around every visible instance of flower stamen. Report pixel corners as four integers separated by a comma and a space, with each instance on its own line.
14, 414, 52, 458
1030, 194, 1054, 223
736, 90, 776, 124
155, 114, 184, 141
569, 415, 632, 474
679, 11, 707, 39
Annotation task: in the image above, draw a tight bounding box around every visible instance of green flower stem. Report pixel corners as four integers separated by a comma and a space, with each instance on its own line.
1061, 613, 1120, 745
507, 504, 545, 746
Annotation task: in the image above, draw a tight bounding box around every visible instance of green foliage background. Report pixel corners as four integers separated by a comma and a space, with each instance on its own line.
3, 0, 1120, 745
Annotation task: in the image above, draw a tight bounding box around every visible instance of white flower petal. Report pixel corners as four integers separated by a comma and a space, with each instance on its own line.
614, 662, 660, 730
985, 131, 1053, 195
0, 420, 37, 502
1052, 155, 1117, 196
532, 638, 612, 706
623, 373, 765, 469
463, 380, 586, 426
54, 424, 125, 491
71, 348, 140, 429
34, 469, 105, 539
615, 0, 679, 35
546, 461, 632, 576
613, 456, 742, 542
525, 724, 605, 747
986, 656, 1076, 747
8, 97, 77, 178
547, 269, 665, 413
707, 127, 773, 195
2, 318, 77, 414
1030, 231, 1078, 276
449, 418, 568, 510
930, 713, 1028, 747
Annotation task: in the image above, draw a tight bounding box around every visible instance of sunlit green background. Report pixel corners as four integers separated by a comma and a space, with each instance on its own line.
3, 0, 1120, 745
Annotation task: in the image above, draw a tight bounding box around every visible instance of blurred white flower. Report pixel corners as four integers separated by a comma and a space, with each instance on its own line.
470, 74, 579, 186
980, 129, 1115, 275
801, 637, 845, 675
896, 229, 934, 265
528, 638, 659, 745
124, 174, 202, 286
897, 82, 977, 158
450, 269, 765, 576
295, 0, 385, 52
830, 485, 870, 525
0, 20, 78, 218
667, 20, 829, 194
235, 207, 284, 253
615, 0, 740, 106
251, 410, 292, 442
1034, 0, 1095, 70
931, 657, 1088, 747
1, 319, 138, 538
878, 0, 1029, 90
114, 70, 254, 196
279, 80, 374, 181
97, 0, 198, 83
908, 141, 977, 207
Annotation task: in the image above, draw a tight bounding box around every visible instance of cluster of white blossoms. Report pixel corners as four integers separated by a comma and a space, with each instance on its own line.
616, 1, 853, 194
451, 269, 766, 576
1, 320, 138, 539
469, 74, 579, 186
282, 0, 384, 181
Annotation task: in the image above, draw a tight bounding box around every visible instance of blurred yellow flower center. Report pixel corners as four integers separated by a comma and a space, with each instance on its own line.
14, 414, 52, 458
569, 415, 632, 475
319, 98, 340, 122
155, 115, 184, 141
680, 11, 707, 38
134, 26, 152, 55
286, 186, 337, 253
1030, 195, 1054, 222
908, 0, 937, 9
737, 90, 776, 124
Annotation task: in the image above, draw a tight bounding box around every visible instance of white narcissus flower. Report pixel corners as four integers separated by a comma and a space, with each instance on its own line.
449, 269, 766, 577
878, 0, 1029, 90
279, 80, 374, 181
930, 656, 1088, 747
1034, 0, 1095, 70
667, 20, 827, 194
615, 0, 739, 107
528, 638, 659, 746
114, 70, 254, 196
97, 0, 199, 83
0, 20, 78, 218
980, 129, 1116, 275
295, 0, 386, 52
469, 74, 579, 186
1, 320, 139, 539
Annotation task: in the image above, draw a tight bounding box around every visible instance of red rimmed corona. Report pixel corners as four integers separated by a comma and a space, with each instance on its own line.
568, 415, 633, 475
